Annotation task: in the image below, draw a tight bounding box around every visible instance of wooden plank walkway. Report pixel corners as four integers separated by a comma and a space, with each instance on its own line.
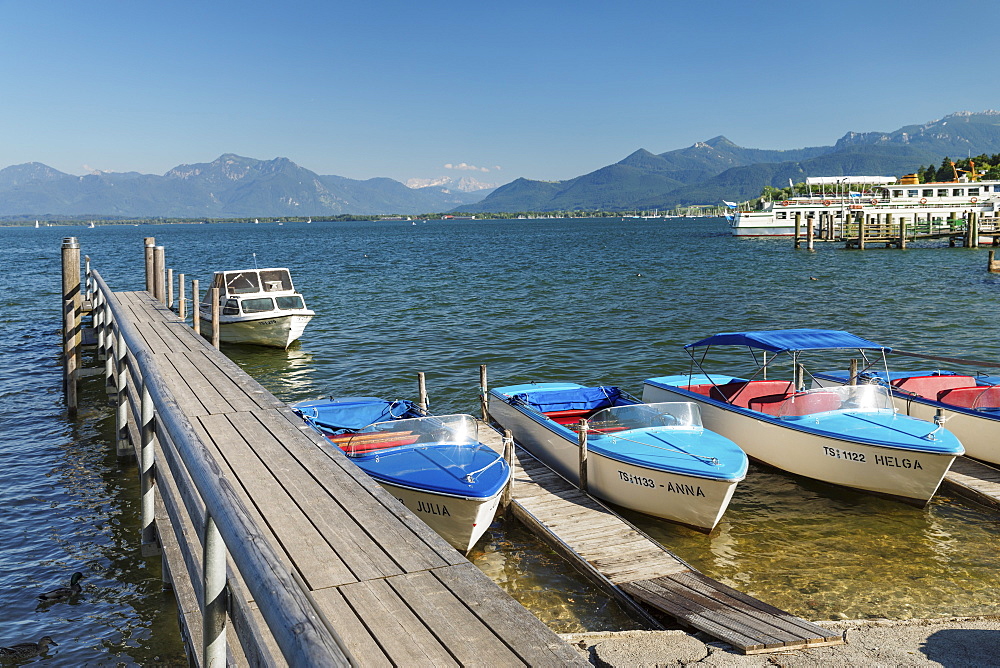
478, 429, 842, 655
113, 291, 586, 666
943, 457, 1000, 510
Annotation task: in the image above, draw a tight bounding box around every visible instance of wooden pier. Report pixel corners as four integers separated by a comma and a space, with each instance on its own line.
64, 238, 587, 666
476, 428, 843, 655
792, 211, 994, 250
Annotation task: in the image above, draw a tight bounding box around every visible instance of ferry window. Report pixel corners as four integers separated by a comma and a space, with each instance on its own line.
276, 296, 305, 310
907, 189, 919, 198
969, 188, 980, 197
241, 298, 275, 313
776, 212, 786, 219
223, 299, 240, 315
938, 189, 948, 197
922, 189, 933, 197
892, 190, 903, 197
953, 188, 964, 197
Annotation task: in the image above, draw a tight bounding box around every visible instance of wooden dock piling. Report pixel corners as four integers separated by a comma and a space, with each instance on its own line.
988, 250, 1000, 273
61, 236, 81, 413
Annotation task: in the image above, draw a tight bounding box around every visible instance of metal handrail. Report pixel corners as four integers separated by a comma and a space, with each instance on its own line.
89, 268, 353, 667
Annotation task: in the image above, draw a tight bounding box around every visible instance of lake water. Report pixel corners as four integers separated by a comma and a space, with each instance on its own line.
4, 217, 1000, 661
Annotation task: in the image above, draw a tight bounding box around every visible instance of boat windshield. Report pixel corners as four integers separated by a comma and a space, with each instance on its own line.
777, 385, 894, 419
586, 402, 702, 434
225, 271, 262, 294
338, 414, 480, 457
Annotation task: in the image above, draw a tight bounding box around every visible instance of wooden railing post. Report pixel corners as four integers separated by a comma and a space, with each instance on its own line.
61, 237, 81, 414
578, 419, 589, 491
501, 430, 514, 509
114, 326, 131, 457
140, 379, 160, 555
202, 514, 228, 667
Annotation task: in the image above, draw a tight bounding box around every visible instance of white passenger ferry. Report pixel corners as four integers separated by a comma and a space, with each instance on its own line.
726, 175, 1000, 237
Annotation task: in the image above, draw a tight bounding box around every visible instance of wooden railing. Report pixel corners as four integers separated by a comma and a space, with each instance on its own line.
85, 264, 353, 667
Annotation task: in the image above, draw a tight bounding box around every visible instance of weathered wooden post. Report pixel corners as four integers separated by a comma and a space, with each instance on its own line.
899, 216, 907, 249
140, 378, 159, 554
970, 212, 979, 248
178, 273, 186, 321
61, 237, 82, 413
144, 237, 156, 292
202, 514, 228, 667
849, 359, 858, 386
806, 213, 815, 251
210, 287, 220, 349
479, 365, 489, 422
167, 268, 174, 310
859, 214, 867, 250
578, 419, 589, 491
114, 325, 130, 457
417, 372, 428, 412
501, 429, 514, 510
988, 250, 1000, 273
153, 246, 166, 304
192, 279, 201, 336
793, 212, 801, 249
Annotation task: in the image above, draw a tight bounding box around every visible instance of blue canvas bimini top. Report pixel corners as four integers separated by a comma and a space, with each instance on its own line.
685, 329, 888, 354
292, 397, 422, 432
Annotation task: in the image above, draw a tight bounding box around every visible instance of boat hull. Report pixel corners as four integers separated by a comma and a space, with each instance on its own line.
200, 312, 313, 348
488, 396, 740, 532
374, 479, 501, 554
642, 381, 957, 506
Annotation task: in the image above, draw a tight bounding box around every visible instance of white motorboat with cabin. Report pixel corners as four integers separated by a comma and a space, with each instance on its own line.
726, 174, 1000, 237
198, 267, 314, 348
642, 329, 964, 506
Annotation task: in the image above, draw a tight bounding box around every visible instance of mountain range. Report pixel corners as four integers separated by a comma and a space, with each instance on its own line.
0, 155, 493, 218
463, 111, 1000, 213
2, 111, 999, 218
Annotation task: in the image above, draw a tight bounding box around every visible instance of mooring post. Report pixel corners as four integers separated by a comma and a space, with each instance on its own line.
971, 212, 979, 248
793, 212, 801, 249
144, 237, 156, 293
192, 279, 200, 336
178, 273, 186, 322
210, 287, 220, 349
900, 217, 907, 249
202, 514, 228, 667
140, 379, 160, 554
153, 246, 166, 304
849, 359, 858, 386
479, 364, 489, 422
859, 214, 867, 250
806, 214, 815, 251
61, 237, 81, 414
417, 372, 428, 412
167, 268, 174, 310
578, 419, 589, 491
501, 430, 514, 510
988, 250, 1000, 273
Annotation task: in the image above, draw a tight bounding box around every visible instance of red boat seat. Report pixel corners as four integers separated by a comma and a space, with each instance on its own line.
544, 408, 595, 425
711, 380, 795, 409
326, 431, 420, 454
891, 375, 977, 400
937, 385, 1000, 410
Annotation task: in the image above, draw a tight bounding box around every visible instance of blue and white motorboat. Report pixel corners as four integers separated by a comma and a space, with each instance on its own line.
642, 329, 965, 506
813, 364, 1000, 467
293, 397, 511, 554
488, 383, 748, 532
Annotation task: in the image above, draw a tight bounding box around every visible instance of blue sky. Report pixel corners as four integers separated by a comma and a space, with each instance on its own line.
1, 1, 995, 185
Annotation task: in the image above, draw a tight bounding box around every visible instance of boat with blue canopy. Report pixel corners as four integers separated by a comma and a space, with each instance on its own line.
642, 329, 964, 506
488, 382, 748, 532
812, 350, 1000, 467
293, 397, 511, 554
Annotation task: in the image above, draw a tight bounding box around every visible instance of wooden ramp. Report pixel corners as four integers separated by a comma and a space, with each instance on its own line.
111, 291, 586, 666
480, 431, 842, 655
943, 457, 1000, 510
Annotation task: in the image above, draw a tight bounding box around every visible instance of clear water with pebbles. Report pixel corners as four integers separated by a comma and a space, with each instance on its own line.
4, 218, 1000, 660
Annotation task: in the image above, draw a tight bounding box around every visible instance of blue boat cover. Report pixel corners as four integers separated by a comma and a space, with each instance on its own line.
685, 329, 888, 354
511, 386, 624, 412
292, 397, 421, 432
